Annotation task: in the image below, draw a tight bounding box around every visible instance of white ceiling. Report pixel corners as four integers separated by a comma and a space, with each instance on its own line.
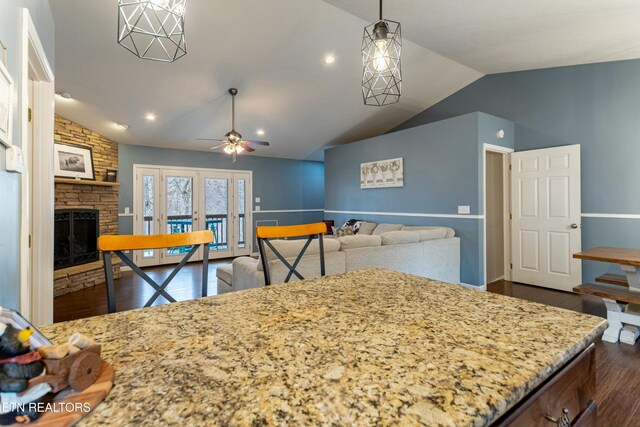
324, 0, 640, 74
49, 0, 481, 161
50, 0, 640, 161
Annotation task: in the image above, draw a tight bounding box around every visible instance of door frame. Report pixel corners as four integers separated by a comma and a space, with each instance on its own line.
19, 9, 55, 325
132, 164, 253, 262
483, 143, 513, 286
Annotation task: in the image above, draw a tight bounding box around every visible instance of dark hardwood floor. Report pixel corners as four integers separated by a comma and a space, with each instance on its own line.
54, 270, 638, 425
53, 259, 232, 323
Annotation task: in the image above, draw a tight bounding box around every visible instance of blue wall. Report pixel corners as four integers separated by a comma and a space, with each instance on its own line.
0, 1, 55, 310
324, 112, 514, 286
118, 144, 324, 251
394, 59, 640, 284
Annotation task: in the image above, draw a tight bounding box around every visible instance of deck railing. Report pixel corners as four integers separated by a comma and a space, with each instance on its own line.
143, 213, 245, 254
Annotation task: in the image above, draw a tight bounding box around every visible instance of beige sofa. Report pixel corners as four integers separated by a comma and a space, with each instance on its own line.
216, 223, 460, 294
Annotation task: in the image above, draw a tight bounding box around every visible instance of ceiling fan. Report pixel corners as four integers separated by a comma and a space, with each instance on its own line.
196, 88, 270, 162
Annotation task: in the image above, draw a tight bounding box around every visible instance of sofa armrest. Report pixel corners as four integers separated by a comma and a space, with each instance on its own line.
232, 257, 265, 291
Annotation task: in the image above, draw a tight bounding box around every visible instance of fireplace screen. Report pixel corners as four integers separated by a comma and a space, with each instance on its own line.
54, 209, 100, 270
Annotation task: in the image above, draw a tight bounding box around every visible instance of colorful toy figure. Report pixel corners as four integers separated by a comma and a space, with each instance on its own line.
0, 323, 47, 425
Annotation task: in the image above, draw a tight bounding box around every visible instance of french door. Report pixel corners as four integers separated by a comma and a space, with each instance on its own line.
134, 166, 252, 267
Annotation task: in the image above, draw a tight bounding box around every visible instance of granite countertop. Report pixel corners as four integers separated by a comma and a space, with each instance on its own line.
41, 268, 606, 426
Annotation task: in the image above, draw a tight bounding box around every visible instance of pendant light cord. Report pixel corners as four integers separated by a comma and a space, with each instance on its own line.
231, 93, 236, 130
379, 0, 383, 20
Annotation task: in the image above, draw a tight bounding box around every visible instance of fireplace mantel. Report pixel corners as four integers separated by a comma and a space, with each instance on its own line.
55, 178, 119, 187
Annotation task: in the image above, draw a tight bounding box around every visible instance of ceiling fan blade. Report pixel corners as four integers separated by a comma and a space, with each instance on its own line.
210, 143, 228, 150
244, 140, 270, 146
196, 138, 225, 142
242, 145, 256, 153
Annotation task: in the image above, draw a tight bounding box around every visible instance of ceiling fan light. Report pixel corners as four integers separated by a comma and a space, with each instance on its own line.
223, 145, 235, 155
235, 145, 245, 154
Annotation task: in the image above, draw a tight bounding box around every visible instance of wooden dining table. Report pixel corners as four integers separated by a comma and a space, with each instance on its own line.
573, 247, 640, 344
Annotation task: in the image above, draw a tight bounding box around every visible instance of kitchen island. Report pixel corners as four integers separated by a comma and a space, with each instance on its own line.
41, 268, 606, 426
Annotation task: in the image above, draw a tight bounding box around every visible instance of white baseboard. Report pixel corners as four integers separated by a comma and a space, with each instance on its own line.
459, 282, 487, 291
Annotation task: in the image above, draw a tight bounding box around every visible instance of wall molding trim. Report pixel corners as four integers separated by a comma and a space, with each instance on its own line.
581, 213, 640, 219
460, 282, 487, 291
253, 209, 324, 214
325, 210, 484, 220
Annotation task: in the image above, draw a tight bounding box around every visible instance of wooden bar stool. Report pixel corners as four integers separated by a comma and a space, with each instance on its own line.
256, 222, 327, 286
98, 230, 214, 313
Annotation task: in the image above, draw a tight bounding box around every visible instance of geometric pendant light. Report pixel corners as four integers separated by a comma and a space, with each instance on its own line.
117, 0, 187, 62
361, 0, 402, 106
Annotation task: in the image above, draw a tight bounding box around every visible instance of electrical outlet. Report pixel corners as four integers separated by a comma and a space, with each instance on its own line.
255, 205, 261, 212
458, 205, 470, 215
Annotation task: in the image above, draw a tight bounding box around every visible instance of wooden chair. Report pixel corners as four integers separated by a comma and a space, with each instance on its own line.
256, 222, 327, 286
98, 230, 214, 313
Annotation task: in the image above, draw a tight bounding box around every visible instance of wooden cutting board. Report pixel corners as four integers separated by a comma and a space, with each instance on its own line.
12, 361, 114, 427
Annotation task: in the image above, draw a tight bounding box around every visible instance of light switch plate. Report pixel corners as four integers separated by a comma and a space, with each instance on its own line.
5, 145, 25, 173
255, 197, 261, 203
458, 205, 470, 215
255, 205, 261, 212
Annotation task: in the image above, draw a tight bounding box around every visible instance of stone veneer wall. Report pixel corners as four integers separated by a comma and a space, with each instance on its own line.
53, 115, 121, 296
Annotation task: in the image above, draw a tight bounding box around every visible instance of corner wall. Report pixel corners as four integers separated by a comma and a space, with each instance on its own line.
393, 59, 640, 284
324, 112, 514, 286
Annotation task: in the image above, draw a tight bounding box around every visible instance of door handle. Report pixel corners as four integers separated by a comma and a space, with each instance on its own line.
570, 223, 579, 229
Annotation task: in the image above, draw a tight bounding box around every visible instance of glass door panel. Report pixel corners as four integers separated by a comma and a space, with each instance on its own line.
135, 168, 160, 267
142, 175, 156, 258
162, 170, 199, 263
202, 173, 233, 258
233, 172, 252, 256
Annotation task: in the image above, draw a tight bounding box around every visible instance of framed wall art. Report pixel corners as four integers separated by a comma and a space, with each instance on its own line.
0, 40, 13, 147
360, 158, 404, 189
54, 143, 96, 180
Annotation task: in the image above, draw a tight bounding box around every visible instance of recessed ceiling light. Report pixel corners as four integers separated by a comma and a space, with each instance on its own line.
56, 92, 73, 100
145, 113, 157, 121
256, 129, 265, 136
114, 123, 129, 130
325, 55, 336, 64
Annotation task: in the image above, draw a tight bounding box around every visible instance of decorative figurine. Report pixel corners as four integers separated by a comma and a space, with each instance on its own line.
0, 323, 46, 425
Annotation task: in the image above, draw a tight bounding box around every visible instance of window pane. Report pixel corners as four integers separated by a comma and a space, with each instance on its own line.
238, 179, 246, 248
205, 178, 228, 251
166, 176, 193, 254
143, 175, 154, 258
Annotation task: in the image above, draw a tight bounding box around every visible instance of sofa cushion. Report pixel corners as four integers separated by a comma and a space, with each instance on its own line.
338, 235, 382, 250
257, 238, 341, 271
216, 263, 233, 284
332, 226, 354, 237
401, 226, 455, 238
372, 223, 404, 235
358, 221, 378, 235
380, 231, 420, 245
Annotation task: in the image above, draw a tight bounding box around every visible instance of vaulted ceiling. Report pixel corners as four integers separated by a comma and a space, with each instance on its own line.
49, 0, 640, 161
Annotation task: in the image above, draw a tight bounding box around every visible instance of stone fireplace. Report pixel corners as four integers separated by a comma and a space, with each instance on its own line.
53, 115, 120, 296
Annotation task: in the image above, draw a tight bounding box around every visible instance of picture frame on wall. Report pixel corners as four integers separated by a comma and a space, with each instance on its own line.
0, 41, 14, 147
360, 157, 404, 189
54, 142, 96, 180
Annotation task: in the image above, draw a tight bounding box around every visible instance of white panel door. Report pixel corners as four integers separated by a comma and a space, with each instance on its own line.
511, 145, 581, 291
